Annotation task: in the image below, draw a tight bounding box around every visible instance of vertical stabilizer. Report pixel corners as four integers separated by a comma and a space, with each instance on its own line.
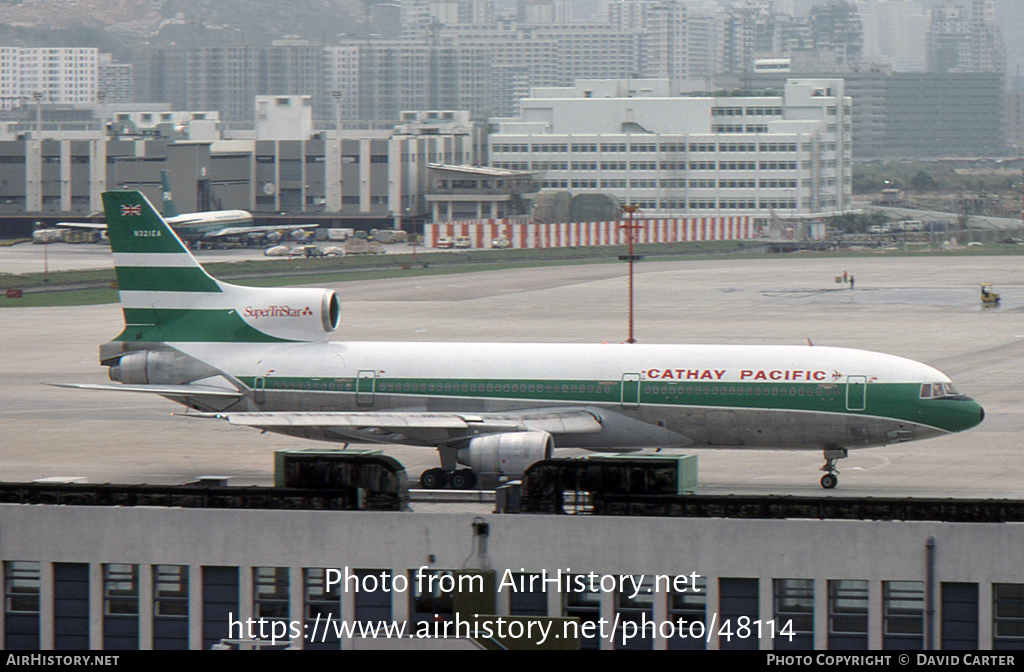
103, 190, 231, 343
160, 170, 179, 218
102, 191, 336, 344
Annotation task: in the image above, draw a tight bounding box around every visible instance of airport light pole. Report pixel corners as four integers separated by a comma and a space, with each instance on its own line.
33, 92, 42, 140
619, 204, 643, 344
407, 209, 417, 262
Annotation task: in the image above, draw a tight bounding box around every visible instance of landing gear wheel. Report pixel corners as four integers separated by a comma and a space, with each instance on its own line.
819, 447, 847, 490
420, 468, 447, 490
449, 470, 477, 490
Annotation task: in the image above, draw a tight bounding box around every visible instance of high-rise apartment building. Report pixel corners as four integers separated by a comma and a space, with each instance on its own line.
928, 0, 1005, 74
0, 47, 97, 110
329, 40, 492, 124
134, 41, 326, 122
97, 53, 134, 104
808, 1, 864, 67
856, 0, 930, 73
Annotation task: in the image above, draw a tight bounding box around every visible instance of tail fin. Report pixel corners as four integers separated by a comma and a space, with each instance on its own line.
160, 170, 179, 218
103, 190, 338, 344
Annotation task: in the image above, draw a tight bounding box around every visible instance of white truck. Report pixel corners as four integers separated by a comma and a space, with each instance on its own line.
32, 229, 65, 244
343, 238, 387, 255
326, 228, 356, 242
372, 229, 409, 244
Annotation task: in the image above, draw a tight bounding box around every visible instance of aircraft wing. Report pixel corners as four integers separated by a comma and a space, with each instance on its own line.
50, 382, 243, 399
203, 224, 319, 239
56, 222, 108, 230
186, 409, 603, 437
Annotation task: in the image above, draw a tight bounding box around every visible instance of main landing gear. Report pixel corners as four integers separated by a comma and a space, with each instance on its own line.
420, 468, 478, 490
820, 447, 848, 489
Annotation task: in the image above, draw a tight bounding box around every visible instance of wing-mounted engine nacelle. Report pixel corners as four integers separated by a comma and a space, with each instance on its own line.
235, 287, 340, 341
109, 349, 220, 385
456, 430, 554, 479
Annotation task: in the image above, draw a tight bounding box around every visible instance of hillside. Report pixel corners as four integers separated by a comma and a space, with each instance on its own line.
0, 0, 363, 43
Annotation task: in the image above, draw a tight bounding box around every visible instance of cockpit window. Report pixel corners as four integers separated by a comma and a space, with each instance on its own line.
921, 383, 959, 399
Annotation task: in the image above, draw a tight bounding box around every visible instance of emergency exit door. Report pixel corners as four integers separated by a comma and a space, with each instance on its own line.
621, 373, 641, 408
846, 375, 867, 411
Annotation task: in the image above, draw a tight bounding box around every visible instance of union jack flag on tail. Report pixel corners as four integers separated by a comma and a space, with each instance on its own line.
121, 204, 142, 216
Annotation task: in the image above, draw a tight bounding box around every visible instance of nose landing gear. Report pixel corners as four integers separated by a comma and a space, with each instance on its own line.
820, 447, 848, 489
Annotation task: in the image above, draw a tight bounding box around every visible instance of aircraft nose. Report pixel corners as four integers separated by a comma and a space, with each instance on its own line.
962, 399, 985, 431
942, 398, 985, 433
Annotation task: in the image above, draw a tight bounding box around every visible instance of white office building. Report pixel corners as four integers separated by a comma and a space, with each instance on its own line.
489, 78, 852, 217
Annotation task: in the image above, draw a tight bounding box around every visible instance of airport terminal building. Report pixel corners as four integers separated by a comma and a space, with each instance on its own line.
0, 78, 849, 235
489, 78, 851, 217
0, 101, 482, 228
1, 497, 1022, 651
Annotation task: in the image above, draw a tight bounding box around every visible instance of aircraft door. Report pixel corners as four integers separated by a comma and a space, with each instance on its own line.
356, 370, 376, 406
254, 377, 265, 405
845, 375, 867, 411
621, 373, 641, 408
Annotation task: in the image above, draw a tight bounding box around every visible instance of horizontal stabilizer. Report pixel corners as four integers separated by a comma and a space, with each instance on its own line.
56, 222, 107, 230
50, 382, 243, 398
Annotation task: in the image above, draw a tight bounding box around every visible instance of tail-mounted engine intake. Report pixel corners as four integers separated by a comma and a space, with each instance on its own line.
236, 287, 340, 340
457, 431, 554, 479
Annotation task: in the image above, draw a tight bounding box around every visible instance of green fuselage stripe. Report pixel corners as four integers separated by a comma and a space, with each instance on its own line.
117, 308, 293, 343
235, 376, 978, 433
115, 267, 222, 293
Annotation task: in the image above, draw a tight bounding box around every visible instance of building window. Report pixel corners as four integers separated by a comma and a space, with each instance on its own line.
506, 573, 547, 617
304, 568, 340, 649
828, 579, 869, 649
941, 582, 978, 650
774, 579, 813, 649
253, 567, 289, 622
4, 561, 40, 614
719, 577, 759, 650
667, 574, 706, 650
154, 565, 188, 617
883, 581, 924, 649
563, 575, 601, 650
993, 583, 1024, 648
409, 569, 454, 625
616, 575, 654, 649
353, 569, 392, 624
103, 564, 139, 615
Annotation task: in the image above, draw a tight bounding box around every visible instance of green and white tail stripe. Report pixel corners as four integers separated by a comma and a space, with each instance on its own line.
102, 191, 315, 344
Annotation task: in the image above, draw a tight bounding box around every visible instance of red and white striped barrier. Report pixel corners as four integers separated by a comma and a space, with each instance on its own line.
426, 216, 760, 248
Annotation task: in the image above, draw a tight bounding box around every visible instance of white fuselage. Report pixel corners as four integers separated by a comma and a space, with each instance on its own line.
174, 340, 959, 451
